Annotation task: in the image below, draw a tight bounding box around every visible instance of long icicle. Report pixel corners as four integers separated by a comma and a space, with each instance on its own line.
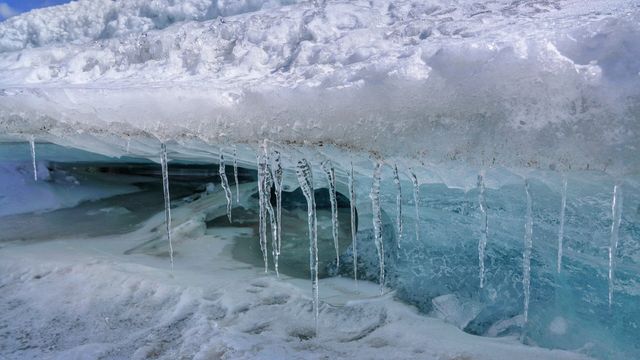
410, 170, 420, 243
296, 159, 319, 334
349, 162, 358, 285
160, 143, 174, 270
264, 171, 280, 278
371, 162, 385, 294
608, 183, 623, 308
322, 160, 340, 268
523, 179, 533, 324
264, 166, 279, 276
271, 151, 284, 278
557, 175, 567, 273
233, 146, 240, 203
393, 164, 403, 250
257, 143, 269, 273
478, 173, 488, 288
29, 136, 37, 182
219, 152, 233, 223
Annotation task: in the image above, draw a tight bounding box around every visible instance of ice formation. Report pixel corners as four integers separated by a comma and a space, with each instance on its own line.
0, 0, 639, 359
219, 152, 233, 222
271, 150, 284, 278
257, 144, 269, 273
349, 161, 358, 285
523, 179, 533, 324
233, 146, 240, 203
160, 142, 174, 269
557, 175, 567, 273
29, 136, 36, 181
370, 162, 385, 294
477, 173, 488, 288
296, 158, 319, 333
608, 184, 623, 307
393, 164, 403, 250
321, 160, 339, 268
410, 170, 421, 243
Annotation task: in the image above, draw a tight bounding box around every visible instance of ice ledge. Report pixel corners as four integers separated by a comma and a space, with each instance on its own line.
0, 80, 638, 176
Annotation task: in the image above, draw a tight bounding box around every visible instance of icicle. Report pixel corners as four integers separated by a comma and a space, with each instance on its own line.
410, 171, 420, 243
349, 162, 358, 285
271, 151, 284, 278
477, 173, 488, 288
322, 160, 340, 268
523, 179, 533, 324
370, 162, 385, 294
219, 153, 233, 223
125, 138, 130, 154
296, 159, 319, 334
257, 144, 269, 273
262, 162, 278, 276
608, 184, 623, 308
233, 146, 240, 203
393, 164, 403, 250
29, 136, 37, 182
557, 176, 567, 273
160, 143, 174, 269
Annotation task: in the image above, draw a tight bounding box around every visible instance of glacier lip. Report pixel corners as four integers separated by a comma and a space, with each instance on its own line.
1, 0, 639, 172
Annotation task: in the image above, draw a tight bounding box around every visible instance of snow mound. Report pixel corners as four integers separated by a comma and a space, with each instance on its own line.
0, 0, 305, 52
0, 0, 639, 173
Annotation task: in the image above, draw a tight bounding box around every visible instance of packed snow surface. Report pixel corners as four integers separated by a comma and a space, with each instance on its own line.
0, 217, 591, 360
0, 0, 639, 172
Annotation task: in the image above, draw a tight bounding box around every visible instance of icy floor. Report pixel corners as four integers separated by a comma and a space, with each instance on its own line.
0, 199, 591, 360
0, 167, 585, 360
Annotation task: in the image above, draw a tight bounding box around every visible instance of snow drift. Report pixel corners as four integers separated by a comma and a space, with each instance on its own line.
0, 0, 638, 173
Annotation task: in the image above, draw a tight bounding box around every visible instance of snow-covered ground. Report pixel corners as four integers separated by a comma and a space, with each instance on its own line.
0, 221, 591, 360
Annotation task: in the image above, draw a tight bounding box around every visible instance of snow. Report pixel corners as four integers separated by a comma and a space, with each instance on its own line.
0, 0, 638, 173
0, 221, 591, 360
0, 1, 638, 358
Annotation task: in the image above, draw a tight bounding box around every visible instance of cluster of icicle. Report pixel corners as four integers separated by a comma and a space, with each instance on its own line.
24, 137, 626, 335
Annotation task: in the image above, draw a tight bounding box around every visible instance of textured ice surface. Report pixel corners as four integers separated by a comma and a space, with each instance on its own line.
0, 1, 639, 359
0, 143, 638, 359
0, 233, 593, 360
0, 0, 639, 172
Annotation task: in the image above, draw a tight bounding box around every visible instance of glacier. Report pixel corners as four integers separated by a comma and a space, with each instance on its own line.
0, 0, 639, 359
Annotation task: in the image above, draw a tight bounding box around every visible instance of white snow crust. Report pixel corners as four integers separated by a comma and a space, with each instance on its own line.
0, 221, 593, 360
0, 0, 639, 173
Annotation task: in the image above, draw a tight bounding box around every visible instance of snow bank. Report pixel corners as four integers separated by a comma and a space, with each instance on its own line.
0, 230, 592, 360
0, 0, 638, 173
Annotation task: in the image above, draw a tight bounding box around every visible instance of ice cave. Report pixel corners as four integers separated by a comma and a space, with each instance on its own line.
0, 0, 638, 359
